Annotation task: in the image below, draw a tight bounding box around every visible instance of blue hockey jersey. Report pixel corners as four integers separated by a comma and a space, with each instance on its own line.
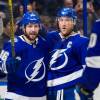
80, 19, 100, 91
47, 31, 89, 90
0, 35, 48, 97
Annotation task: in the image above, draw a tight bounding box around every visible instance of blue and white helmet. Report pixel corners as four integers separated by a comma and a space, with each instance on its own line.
22, 11, 41, 26
57, 7, 77, 20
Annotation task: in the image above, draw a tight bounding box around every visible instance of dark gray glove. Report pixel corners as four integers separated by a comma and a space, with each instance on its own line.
76, 84, 93, 100
6, 57, 21, 74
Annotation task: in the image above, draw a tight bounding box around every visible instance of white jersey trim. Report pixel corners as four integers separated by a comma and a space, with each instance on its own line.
5, 92, 46, 100
56, 89, 63, 100
47, 69, 83, 87
86, 56, 100, 68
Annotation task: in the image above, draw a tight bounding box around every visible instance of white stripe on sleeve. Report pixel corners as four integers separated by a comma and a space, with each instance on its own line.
86, 56, 100, 68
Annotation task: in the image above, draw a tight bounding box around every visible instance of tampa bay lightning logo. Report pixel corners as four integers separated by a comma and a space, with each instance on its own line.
25, 58, 45, 83
50, 49, 68, 70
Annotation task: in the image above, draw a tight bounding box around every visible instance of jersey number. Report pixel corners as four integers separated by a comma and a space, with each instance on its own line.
88, 33, 97, 48
0, 50, 9, 61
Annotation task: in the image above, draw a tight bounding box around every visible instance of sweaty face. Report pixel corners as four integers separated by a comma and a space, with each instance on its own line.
58, 17, 75, 37
25, 23, 40, 41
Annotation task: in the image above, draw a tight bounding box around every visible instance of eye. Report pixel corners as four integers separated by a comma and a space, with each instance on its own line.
34, 24, 39, 28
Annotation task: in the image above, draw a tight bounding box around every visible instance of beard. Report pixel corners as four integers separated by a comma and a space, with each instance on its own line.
24, 31, 38, 41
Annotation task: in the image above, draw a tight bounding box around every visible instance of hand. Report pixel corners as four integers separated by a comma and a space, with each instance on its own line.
76, 84, 93, 100
6, 57, 21, 74
0, 70, 6, 78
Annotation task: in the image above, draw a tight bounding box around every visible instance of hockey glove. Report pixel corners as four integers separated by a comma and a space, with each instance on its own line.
0, 70, 6, 78
6, 57, 21, 74
76, 84, 93, 100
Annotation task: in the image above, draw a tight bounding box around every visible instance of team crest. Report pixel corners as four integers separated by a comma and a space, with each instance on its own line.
50, 49, 68, 70
25, 58, 45, 83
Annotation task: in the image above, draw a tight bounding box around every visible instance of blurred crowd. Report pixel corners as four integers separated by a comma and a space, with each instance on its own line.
0, 0, 100, 51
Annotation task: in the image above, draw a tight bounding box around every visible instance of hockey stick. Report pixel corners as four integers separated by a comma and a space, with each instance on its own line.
8, 0, 15, 57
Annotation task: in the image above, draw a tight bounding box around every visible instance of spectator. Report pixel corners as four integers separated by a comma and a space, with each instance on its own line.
0, 18, 17, 50
0, 15, 3, 36
27, 3, 33, 12
0, 11, 6, 19
17, 5, 24, 18
63, 0, 74, 8
75, 0, 96, 36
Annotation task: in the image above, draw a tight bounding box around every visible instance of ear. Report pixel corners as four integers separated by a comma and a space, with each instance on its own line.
39, 23, 42, 30
55, 17, 59, 22
23, 27, 25, 33
73, 20, 76, 25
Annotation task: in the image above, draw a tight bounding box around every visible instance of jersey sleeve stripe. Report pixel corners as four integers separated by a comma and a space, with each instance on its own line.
86, 56, 100, 68
47, 69, 83, 87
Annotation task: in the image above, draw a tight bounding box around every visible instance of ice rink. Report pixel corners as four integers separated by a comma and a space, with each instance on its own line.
94, 84, 100, 100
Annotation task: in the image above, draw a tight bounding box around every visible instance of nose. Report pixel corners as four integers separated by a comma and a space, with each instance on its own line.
60, 20, 65, 25
29, 27, 35, 33
62, 21, 68, 26
31, 26, 35, 31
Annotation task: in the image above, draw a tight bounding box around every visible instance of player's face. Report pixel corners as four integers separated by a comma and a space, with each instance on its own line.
25, 23, 40, 41
58, 16, 74, 37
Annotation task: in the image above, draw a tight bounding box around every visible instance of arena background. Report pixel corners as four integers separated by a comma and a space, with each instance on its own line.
0, 0, 100, 99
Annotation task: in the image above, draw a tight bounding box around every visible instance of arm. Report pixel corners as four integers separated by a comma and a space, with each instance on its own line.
0, 52, 6, 79
0, 41, 21, 74
74, 36, 89, 68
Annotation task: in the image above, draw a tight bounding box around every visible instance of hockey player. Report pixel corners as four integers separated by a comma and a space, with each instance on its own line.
0, 12, 48, 100
47, 7, 89, 100
76, 19, 100, 100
